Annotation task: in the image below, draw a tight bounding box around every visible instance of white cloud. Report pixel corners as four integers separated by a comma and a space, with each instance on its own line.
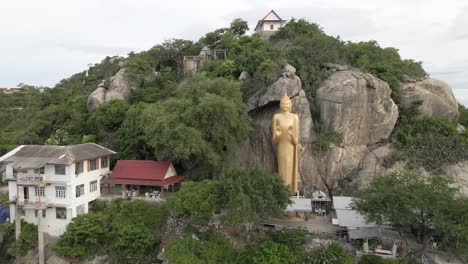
0, 0, 467, 105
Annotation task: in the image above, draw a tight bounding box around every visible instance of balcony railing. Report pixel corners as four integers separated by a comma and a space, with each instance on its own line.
15, 174, 44, 185
12, 196, 49, 209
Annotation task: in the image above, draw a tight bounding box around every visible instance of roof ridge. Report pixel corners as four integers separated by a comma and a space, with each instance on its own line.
64, 145, 74, 163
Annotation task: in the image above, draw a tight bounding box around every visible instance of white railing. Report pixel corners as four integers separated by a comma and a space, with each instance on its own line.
16, 197, 49, 207
16, 174, 44, 185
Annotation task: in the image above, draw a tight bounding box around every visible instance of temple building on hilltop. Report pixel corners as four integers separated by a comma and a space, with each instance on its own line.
254, 10, 286, 39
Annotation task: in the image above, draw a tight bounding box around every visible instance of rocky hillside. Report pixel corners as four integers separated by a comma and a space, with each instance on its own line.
236, 63, 467, 196
1, 18, 467, 197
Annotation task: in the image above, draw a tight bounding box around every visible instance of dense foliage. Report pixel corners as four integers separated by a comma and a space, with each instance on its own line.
168, 168, 291, 225
142, 75, 251, 175
388, 115, 468, 171
166, 228, 358, 264
8, 222, 37, 257
54, 200, 168, 263
353, 170, 468, 259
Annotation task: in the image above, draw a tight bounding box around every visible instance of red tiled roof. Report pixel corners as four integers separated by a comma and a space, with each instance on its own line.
105, 175, 184, 186
106, 160, 184, 186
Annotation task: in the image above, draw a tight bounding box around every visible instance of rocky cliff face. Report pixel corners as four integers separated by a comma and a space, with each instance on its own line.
237, 64, 313, 191
400, 78, 459, 123
237, 65, 467, 196
316, 71, 398, 146
87, 68, 140, 112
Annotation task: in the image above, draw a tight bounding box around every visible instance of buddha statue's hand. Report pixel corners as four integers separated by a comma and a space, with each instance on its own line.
275, 126, 281, 137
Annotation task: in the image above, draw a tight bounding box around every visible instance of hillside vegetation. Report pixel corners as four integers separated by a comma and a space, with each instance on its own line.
1, 17, 468, 263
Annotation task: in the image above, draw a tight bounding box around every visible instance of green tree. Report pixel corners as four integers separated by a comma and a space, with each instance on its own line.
166, 233, 237, 264
459, 104, 468, 128
111, 221, 157, 263
54, 213, 109, 259
143, 75, 251, 173
168, 180, 217, 222
115, 103, 153, 160
230, 18, 249, 36
252, 240, 294, 264
215, 168, 291, 228
353, 171, 459, 244
9, 222, 37, 257
89, 100, 130, 133
46, 128, 71, 145
307, 242, 352, 264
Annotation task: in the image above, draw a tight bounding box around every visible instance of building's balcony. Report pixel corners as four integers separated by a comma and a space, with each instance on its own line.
12, 196, 49, 209
15, 174, 45, 186
11, 196, 70, 209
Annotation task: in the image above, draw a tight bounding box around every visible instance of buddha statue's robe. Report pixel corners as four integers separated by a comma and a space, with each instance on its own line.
272, 111, 299, 193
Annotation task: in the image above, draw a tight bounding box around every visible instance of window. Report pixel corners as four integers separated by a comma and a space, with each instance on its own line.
75, 161, 84, 174
76, 184, 85, 197
34, 187, 45, 197
34, 209, 46, 218
270, 24, 274, 30
34, 167, 45, 174
101, 157, 108, 168
55, 186, 66, 198
88, 159, 98, 171
55, 165, 66, 175
76, 204, 85, 215
90, 180, 98, 193
18, 169, 28, 174
56, 207, 67, 220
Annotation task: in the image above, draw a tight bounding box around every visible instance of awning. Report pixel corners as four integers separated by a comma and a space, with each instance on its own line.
105, 175, 184, 186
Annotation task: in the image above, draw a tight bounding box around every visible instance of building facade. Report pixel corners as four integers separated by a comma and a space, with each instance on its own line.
254, 10, 286, 37
1, 143, 115, 236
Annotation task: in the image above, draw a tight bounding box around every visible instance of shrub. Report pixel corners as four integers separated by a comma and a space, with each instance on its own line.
54, 213, 109, 258
9, 222, 37, 256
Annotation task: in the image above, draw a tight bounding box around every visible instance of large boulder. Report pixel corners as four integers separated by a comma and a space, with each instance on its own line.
400, 78, 459, 123
87, 81, 107, 113
87, 68, 140, 112
316, 71, 398, 146
444, 161, 468, 196
237, 64, 314, 191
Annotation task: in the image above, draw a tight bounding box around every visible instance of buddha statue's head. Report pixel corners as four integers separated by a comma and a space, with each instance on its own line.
280, 92, 292, 113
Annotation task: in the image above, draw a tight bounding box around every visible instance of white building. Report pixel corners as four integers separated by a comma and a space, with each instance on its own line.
332, 196, 378, 229
0, 143, 115, 236
254, 10, 286, 36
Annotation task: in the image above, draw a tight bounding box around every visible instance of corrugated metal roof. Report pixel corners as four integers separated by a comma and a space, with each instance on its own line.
286, 197, 312, 212
335, 209, 377, 228
333, 196, 354, 210
0, 143, 115, 169
348, 228, 401, 240
333, 196, 377, 228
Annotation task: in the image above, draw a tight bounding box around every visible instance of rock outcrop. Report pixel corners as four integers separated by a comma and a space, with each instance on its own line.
237, 64, 313, 191
400, 78, 459, 123
87, 68, 140, 112
237, 65, 468, 197
316, 70, 399, 146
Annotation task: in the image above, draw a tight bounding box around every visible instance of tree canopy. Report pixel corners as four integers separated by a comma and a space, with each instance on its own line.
353, 170, 468, 257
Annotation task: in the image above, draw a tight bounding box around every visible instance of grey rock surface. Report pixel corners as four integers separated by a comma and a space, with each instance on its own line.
316, 70, 398, 146
238, 64, 314, 192
400, 78, 459, 123
87, 68, 140, 112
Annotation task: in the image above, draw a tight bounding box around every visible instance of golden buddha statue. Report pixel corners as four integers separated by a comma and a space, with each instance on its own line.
272, 92, 299, 193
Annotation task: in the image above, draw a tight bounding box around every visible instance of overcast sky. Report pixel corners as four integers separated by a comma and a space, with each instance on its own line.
1, 0, 467, 105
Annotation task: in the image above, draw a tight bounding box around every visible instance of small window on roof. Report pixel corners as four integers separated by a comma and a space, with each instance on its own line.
270, 24, 274, 30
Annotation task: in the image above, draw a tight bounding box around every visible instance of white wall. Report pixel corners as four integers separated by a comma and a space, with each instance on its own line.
6, 155, 111, 236
262, 21, 283, 32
